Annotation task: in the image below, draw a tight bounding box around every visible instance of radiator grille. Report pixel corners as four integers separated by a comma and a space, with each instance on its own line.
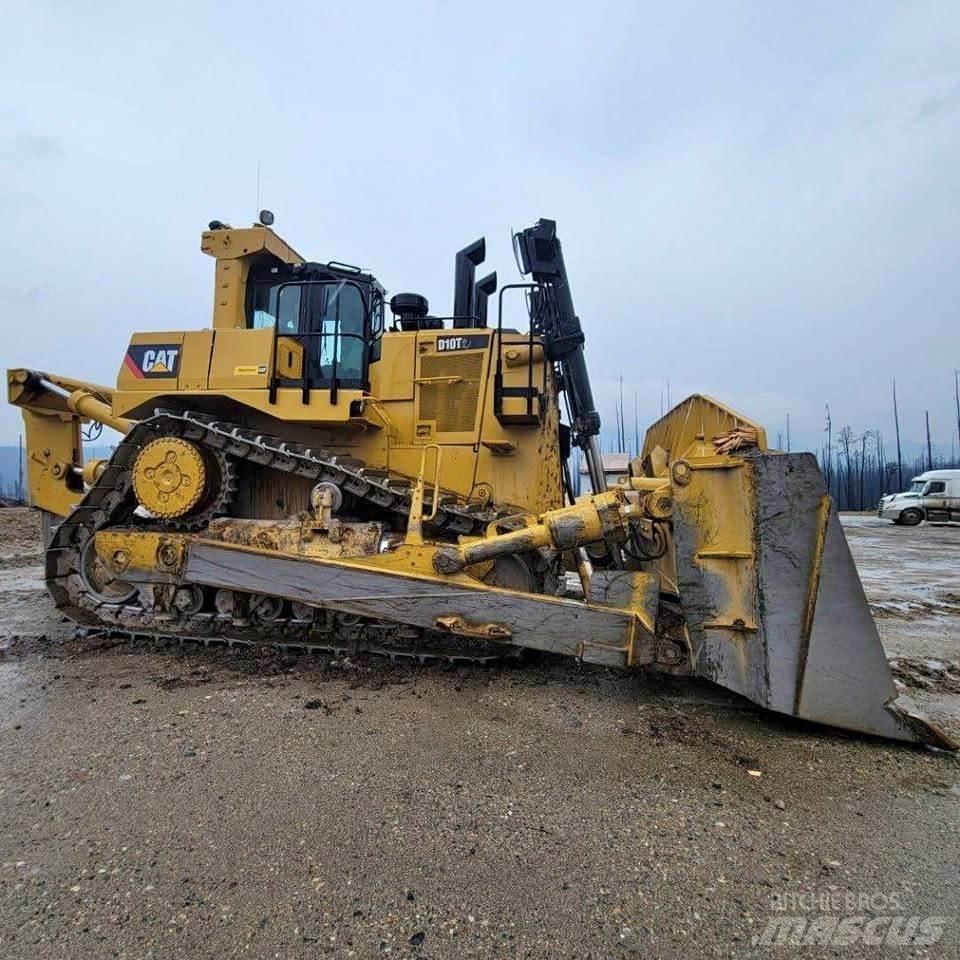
418, 353, 483, 433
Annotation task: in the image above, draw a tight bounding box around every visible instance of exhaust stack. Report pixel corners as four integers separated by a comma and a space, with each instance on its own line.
453, 238, 485, 328
474, 271, 497, 327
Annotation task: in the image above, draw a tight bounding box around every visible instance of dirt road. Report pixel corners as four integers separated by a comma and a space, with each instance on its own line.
0, 508, 957, 958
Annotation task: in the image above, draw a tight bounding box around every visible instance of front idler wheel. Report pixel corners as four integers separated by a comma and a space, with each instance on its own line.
79, 538, 137, 605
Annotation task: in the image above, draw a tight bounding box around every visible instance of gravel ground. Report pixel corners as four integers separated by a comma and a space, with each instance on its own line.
0, 507, 958, 959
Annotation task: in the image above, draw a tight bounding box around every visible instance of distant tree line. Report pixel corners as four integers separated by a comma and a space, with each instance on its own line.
818, 426, 959, 511
0, 479, 26, 502
817, 373, 960, 510
589, 371, 960, 511
0, 437, 25, 504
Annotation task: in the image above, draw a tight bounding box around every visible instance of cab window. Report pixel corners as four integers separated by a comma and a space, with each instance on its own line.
249, 278, 368, 384
301, 283, 366, 382
252, 282, 300, 333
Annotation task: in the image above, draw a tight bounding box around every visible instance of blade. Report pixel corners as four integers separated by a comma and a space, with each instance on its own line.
671, 451, 956, 749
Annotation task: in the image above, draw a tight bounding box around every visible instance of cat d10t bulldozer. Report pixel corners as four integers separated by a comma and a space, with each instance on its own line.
8, 214, 954, 749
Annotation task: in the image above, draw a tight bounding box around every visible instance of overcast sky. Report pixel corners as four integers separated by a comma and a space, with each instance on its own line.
2, 1, 958, 456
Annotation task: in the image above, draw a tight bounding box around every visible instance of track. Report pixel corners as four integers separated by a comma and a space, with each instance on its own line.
45, 409, 519, 662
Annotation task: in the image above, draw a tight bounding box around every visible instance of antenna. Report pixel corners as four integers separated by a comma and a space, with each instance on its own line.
255, 160, 262, 218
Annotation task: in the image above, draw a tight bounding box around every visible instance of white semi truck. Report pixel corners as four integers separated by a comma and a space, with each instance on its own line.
878, 469, 960, 525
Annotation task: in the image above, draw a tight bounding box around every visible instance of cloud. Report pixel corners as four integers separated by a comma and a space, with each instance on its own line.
16, 134, 64, 158
0, 1, 957, 454
1, 282, 53, 305
913, 81, 960, 123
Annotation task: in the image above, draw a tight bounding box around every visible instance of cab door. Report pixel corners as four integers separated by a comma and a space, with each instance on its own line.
922, 480, 949, 522
947, 480, 960, 522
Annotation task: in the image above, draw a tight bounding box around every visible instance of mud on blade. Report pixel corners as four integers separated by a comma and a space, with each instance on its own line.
671, 451, 955, 749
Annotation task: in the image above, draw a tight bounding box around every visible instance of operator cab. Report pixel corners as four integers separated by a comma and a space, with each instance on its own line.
245, 261, 385, 394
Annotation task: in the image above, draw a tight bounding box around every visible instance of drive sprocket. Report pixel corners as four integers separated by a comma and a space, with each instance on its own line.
132, 437, 207, 518
166, 446, 238, 531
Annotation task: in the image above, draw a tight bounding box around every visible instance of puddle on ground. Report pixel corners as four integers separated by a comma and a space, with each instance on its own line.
0, 566, 44, 593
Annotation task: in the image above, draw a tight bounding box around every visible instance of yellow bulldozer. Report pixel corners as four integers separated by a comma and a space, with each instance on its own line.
8, 214, 954, 749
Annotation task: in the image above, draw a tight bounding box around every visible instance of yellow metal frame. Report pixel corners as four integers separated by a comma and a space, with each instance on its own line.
7, 369, 134, 517
405, 444, 442, 546
642, 394, 767, 466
